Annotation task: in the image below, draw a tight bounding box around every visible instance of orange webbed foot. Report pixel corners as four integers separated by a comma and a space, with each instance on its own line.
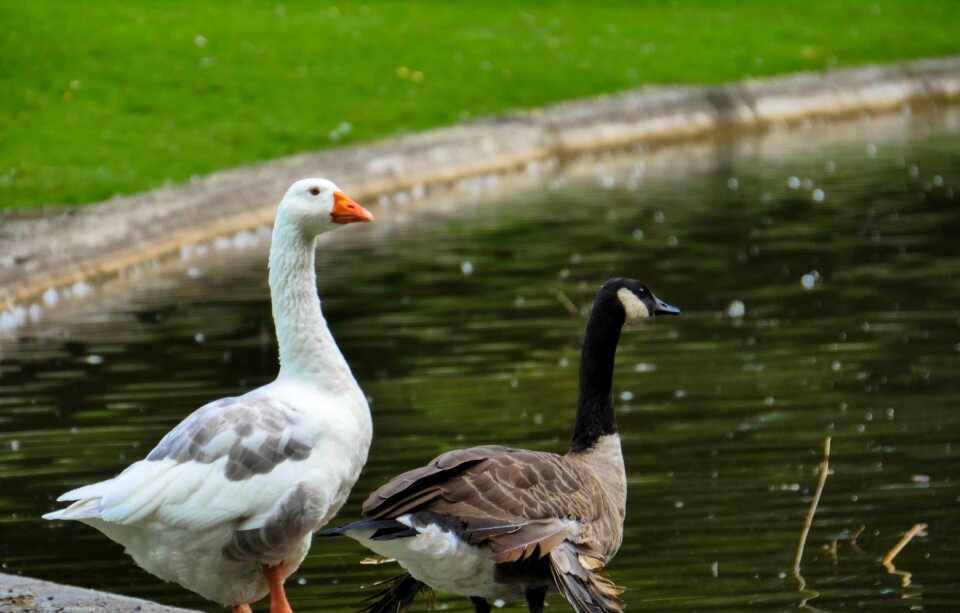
233, 605, 253, 613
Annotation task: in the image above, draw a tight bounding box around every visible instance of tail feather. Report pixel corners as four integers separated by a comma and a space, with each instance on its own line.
43, 498, 102, 521
56, 478, 115, 503
318, 519, 416, 540
360, 572, 425, 613
549, 544, 624, 613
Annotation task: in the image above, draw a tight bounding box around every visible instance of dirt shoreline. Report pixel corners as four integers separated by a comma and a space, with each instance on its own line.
2, 56, 959, 312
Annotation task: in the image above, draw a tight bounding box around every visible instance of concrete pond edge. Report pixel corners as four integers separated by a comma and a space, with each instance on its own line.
2, 56, 960, 314
0, 571, 201, 613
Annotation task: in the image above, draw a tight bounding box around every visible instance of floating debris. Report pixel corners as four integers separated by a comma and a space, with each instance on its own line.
726, 300, 745, 318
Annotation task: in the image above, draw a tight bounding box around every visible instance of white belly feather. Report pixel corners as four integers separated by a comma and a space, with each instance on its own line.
348, 516, 526, 601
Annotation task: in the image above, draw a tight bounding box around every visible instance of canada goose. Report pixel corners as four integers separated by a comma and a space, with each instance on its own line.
44, 179, 375, 613
321, 278, 680, 612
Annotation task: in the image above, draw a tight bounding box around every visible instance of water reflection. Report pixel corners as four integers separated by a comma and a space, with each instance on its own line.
1, 113, 960, 611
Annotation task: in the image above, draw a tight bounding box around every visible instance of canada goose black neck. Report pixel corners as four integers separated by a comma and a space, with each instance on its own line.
570, 289, 626, 453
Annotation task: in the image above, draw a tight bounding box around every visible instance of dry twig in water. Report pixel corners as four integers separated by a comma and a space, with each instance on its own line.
793, 437, 833, 592
882, 522, 928, 588
553, 288, 579, 315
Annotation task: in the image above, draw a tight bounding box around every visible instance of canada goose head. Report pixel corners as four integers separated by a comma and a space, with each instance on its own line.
602, 277, 681, 321
277, 178, 374, 236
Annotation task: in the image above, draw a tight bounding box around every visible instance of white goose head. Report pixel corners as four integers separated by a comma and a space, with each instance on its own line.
278, 178, 374, 236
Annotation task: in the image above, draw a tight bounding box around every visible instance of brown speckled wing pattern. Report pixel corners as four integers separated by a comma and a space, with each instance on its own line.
362, 445, 625, 612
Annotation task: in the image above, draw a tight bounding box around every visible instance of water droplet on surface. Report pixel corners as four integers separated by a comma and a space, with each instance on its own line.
194, 35, 207, 47
632, 229, 644, 241
787, 176, 801, 189
824, 160, 836, 173
812, 188, 825, 202
727, 178, 739, 190
195, 332, 205, 343
620, 391, 634, 401
831, 360, 841, 371
866, 143, 877, 156
460, 261, 474, 275
674, 389, 686, 399
909, 164, 920, 178
932, 175, 943, 187
801, 272, 818, 290
84, 355, 104, 365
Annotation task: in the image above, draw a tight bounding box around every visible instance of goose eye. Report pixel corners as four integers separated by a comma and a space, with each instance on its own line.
309, 186, 320, 196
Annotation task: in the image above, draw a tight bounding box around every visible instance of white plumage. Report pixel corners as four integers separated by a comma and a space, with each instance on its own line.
44, 179, 375, 613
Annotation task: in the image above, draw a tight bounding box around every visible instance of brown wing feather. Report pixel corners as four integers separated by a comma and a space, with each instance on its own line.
363, 446, 601, 562
549, 543, 625, 613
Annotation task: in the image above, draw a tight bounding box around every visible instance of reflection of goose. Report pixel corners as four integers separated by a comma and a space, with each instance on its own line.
322, 278, 680, 613
44, 179, 374, 613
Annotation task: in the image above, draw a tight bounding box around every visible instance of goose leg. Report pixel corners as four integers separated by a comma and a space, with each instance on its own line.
470, 596, 492, 613
233, 606, 253, 613
525, 587, 547, 613
263, 564, 293, 613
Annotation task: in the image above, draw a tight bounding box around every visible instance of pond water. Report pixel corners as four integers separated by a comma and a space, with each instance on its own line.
2, 113, 960, 612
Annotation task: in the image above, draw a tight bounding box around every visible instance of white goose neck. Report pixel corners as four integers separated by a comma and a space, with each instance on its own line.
268, 217, 355, 391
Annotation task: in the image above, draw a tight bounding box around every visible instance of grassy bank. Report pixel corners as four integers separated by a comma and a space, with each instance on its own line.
2, 0, 958, 208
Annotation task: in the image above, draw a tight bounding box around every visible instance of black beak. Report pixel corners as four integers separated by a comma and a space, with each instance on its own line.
653, 295, 681, 316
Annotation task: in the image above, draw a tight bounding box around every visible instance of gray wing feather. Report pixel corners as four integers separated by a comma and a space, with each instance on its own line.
146, 396, 314, 481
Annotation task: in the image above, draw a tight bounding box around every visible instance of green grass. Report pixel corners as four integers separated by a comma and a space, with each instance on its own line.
2, 1, 958, 208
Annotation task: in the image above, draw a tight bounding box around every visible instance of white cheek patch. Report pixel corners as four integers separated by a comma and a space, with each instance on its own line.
617, 287, 649, 320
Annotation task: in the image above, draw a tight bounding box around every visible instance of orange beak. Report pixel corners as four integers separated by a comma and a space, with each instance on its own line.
331, 191, 374, 224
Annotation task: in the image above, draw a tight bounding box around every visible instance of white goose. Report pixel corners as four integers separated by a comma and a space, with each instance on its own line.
44, 178, 375, 613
